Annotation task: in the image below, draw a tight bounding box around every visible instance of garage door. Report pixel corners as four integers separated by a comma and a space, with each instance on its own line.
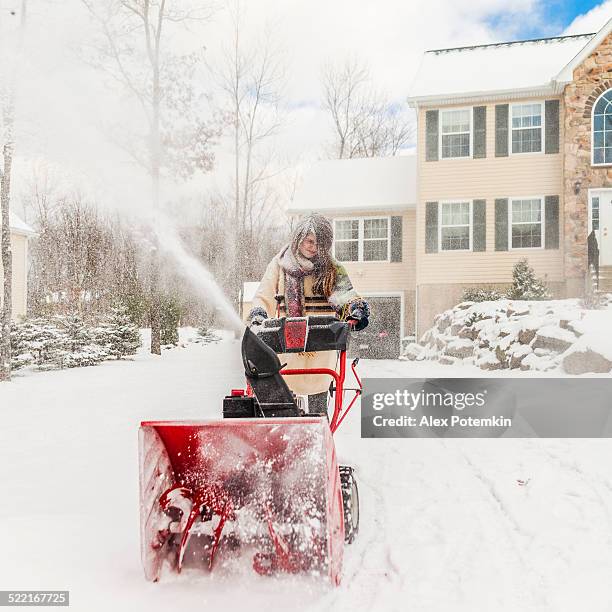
348, 296, 402, 359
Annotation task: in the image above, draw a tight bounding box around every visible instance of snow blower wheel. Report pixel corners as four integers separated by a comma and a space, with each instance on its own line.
340, 466, 359, 544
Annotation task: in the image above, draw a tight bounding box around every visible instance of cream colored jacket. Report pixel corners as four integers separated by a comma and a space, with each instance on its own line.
251, 253, 344, 396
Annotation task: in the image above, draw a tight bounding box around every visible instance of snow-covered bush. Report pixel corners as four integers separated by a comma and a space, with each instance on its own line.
96, 305, 142, 359
10, 310, 140, 372
507, 258, 550, 300
195, 327, 222, 344
461, 260, 549, 305
462, 287, 505, 302
55, 313, 110, 368
10, 318, 71, 370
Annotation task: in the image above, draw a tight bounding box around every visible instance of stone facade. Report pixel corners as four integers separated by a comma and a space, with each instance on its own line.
563, 30, 612, 296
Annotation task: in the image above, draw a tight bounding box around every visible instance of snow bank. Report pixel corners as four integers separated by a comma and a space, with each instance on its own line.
402, 297, 612, 375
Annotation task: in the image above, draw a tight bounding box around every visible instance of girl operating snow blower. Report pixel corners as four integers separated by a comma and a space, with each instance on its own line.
139, 214, 369, 583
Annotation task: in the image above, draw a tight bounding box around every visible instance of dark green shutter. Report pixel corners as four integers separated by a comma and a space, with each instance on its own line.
390, 216, 403, 262
473, 106, 486, 159
545, 195, 560, 249
473, 199, 486, 251
545, 100, 560, 154
426, 110, 439, 161
495, 198, 509, 251
495, 104, 509, 157
425, 202, 438, 253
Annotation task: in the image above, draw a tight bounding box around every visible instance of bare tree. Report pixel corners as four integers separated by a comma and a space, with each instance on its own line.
80, 0, 220, 354
322, 58, 414, 159
0, 0, 27, 382
22, 169, 149, 322
212, 0, 286, 304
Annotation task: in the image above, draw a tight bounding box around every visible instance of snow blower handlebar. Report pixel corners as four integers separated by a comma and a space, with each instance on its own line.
244, 315, 362, 434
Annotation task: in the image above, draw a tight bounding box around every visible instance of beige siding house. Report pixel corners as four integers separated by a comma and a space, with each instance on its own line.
0, 212, 36, 320
248, 18, 612, 356
408, 18, 612, 336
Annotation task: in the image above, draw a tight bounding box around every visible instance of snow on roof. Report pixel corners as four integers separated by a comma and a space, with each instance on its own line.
242, 281, 260, 303
289, 155, 416, 214
408, 33, 595, 103
8, 211, 36, 237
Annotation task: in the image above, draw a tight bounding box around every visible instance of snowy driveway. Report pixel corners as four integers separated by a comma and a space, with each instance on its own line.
1, 331, 612, 612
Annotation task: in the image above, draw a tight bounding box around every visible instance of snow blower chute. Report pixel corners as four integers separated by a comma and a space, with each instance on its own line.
139, 315, 362, 584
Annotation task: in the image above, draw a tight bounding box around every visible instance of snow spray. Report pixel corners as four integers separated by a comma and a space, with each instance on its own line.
150, 212, 246, 335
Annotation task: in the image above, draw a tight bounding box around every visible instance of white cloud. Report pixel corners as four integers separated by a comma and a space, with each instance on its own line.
563, 1, 612, 35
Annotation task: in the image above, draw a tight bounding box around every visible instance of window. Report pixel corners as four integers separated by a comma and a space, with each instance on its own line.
440, 109, 471, 158
510, 198, 543, 248
593, 89, 612, 165
591, 196, 600, 231
440, 201, 471, 251
334, 219, 359, 262
363, 218, 389, 261
333, 217, 389, 262
511, 103, 543, 153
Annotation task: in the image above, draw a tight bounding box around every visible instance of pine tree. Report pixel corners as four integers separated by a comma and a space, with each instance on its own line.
17, 318, 70, 369
100, 305, 142, 359
58, 313, 108, 368
9, 321, 34, 370
507, 258, 550, 300
160, 295, 181, 347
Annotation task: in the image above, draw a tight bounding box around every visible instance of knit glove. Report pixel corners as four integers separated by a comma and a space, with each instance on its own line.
248, 306, 268, 327
347, 299, 370, 331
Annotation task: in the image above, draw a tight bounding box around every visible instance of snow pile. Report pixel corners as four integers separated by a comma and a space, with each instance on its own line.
403, 297, 612, 374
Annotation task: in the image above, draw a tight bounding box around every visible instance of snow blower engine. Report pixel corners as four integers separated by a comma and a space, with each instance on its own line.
139, 315, 362, 585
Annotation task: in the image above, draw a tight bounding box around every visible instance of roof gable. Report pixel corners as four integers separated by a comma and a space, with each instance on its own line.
557, 17, 612, 82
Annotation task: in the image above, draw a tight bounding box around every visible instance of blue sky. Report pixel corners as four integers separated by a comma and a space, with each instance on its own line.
489, 0, 609, 39
549, 0, 605, 25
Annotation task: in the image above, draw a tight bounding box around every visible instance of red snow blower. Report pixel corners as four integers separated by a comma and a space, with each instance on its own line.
139, 315, 362, 585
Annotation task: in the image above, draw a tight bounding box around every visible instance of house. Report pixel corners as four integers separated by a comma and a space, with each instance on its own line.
0, 211, 36, 320
408, 19, 612, 336
244, 20, 612, 356
249, 18, 612, 357
287, 155, 417, 358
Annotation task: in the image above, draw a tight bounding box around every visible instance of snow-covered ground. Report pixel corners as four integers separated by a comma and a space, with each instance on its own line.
2, 329, 612, 611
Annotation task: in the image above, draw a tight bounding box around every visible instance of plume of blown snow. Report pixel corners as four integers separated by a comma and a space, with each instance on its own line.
151, 212, 245, 335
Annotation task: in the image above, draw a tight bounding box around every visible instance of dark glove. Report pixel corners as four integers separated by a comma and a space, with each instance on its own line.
248, 306, 268, 327
348, 299, 370, 331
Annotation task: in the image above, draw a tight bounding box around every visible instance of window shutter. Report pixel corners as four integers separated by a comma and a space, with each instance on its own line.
473, 199, 486, 251
495, 198, 509, 251
390, 216, 403, 262
425, 110, 439, 161
545, 100, 560, 154
545, 195, 560, 249
425, 202, 438, 253
473, 106, 486, 158
495, 104, 509, 157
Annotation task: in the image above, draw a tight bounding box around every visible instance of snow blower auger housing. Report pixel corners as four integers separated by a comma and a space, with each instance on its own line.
139, 315, 362, 585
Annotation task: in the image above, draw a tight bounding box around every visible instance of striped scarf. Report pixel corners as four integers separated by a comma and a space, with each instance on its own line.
278, 244, 358, 318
